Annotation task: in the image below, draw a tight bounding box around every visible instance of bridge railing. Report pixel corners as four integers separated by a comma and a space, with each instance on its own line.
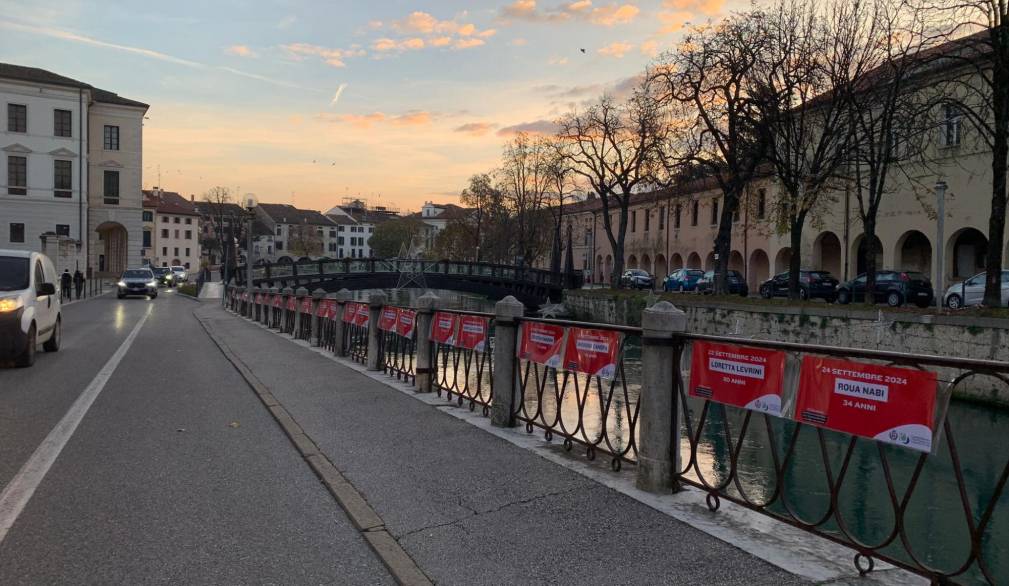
226, 286, 1008, 585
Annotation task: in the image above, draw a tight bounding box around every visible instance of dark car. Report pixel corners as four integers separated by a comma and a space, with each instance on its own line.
759, 270, 839, 302
663, 268, 705, 292
620, 269, 654, 290
151, 266, 174, 287
836, 271, 933, 307
696, 270, 749, 297
117, 268, 158, 299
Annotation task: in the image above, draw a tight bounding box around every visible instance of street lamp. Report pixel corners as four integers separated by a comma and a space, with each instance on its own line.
935, 179, 947, 308
244, 193, 258, 295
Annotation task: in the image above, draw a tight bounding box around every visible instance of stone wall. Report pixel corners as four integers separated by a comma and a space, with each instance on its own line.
564, 290, 1009, 405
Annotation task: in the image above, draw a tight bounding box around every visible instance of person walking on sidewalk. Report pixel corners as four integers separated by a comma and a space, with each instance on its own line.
73, 268, 84, 300
60, 269, 72, 302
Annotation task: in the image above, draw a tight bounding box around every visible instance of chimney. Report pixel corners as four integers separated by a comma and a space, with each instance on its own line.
190, 194, 194, 202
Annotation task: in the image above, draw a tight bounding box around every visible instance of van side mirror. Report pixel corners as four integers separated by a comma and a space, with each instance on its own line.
39, 283, 56, 296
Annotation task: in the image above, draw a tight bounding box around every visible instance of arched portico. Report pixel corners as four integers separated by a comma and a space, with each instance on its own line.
895, 230, 932, 274
95, 221, 128, 276
947, 227, 987, 279
749, 249, 769, 290
814, 231, 842, 276
774, 247, 792, 274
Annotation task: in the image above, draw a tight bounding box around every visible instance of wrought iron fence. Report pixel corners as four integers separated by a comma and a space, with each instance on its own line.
379, 305, 416, 384
283, 303, 296, 335
512, 318, 641, 471
297, 305, 313, 342
430, 310, 495, 415
343, 318, 369, 365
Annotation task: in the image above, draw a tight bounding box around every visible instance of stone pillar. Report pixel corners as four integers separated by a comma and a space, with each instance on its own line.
253, 288, 262, 322
636, 300, 687, 494
295, 287, 309, 338
311, 288, 326, 346
413, 292, 441, 392
332, 289, 352, 356
491, 296, 525, 428
269, 287, 279, 328
366, 291, 387, 371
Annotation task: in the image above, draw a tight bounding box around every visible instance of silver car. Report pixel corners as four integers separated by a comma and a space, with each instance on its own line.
943, 270, 1009, 309
117, 268, 158, 299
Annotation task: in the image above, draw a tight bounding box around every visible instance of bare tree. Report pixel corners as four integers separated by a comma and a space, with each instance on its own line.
287, 221, 323, 258
201, 186, 245, 283
651, 12, 773, 294
498, 133, 554, 268
542, 141, 578, 274
924, 0, 1009, 306
557, 87, 667, 286
459, 173, 504, 263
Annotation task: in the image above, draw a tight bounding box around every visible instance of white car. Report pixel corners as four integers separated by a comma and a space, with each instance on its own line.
944, 270, 1009, 309
170, 265, 188, 283
0, 250, 62, 367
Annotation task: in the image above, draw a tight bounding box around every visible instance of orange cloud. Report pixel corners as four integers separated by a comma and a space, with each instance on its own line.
497, 119, 560, 137
657, 10, 693, 33
501, 1, 640, 26
338, 112, 387, 128
431, 36, 453, 47
225, 44, 256, 58
663, 0, 724, 16
282, 43, 364, 67
455, 122, 498, 136
391, 111, 432, 126
455, 38, 486, 50
372, 37, 426, 52
598, 41, 633, 58
590, 4, 640, 26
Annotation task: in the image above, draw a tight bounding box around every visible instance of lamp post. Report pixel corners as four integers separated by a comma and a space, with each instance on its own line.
935, 180, 947, 308
244, 193, 258, 294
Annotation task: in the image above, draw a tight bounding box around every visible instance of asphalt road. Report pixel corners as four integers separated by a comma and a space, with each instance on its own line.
0, 290, 391, 585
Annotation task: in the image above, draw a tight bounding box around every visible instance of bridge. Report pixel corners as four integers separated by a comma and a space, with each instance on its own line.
237, 258, 582, 306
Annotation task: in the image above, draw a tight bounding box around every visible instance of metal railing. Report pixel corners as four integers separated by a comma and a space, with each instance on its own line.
430, 310, 496, 415
378, 305, 416, 384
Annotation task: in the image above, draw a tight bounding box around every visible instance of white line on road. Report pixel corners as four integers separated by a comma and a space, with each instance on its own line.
0, 306, 152, 545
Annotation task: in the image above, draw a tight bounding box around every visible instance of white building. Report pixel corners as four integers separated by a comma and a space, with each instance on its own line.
415, 201, 471, 253
254, 203, 338, 263
0, 63, 148, 276
142, 188, 201, 270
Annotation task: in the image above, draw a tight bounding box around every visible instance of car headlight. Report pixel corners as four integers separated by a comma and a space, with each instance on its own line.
0, 298, 23, 312
147, 280, 158, 287
117, 281, 127, 288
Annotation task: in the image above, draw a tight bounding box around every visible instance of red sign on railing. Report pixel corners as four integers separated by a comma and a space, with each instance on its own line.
563, 327, 622, 379
255, 292, 263, 305
689, 341, 787, 416
301, 297, 313, 313
287, 296, 298, 311
353, 303, 370, 327
430, 312, 458, 345
518, 322, 565, 368
458, 315, 490, 351
316, 299, 334, 319
378, 307, 399, 332
397, 309, 417, 338
273, 295, 283, 308
795, 356, 938, 453
342, 302, 359, 323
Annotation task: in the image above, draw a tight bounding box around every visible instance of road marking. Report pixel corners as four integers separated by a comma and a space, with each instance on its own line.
0, 306, 151, 545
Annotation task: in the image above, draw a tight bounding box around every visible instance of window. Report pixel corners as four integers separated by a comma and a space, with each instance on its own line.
644, 210, 651, 232
659, 207, 665, 230
276, 226, 282, 236
185, 218, 192, 225
338, 226, 345, 232
103, 171, 119, 205
631, 210, 637, 233
143, 211, 154, 222
674, 206, 681, 229
161, 216, 168, 223
338, 236, 345, 245
369, 227, 374, 233
54, 109, 72, 137
103, 125, 120, 150
9, 223, 24, 243
185, 230, 192, 239
330, 229, 336, 237
143, 230, 152, 247
276, 241, 283, 250
757, 189, 767, 220
583, 228, 591, 246
711, 199, 719, 225
185, 248, 190, 256
161, 229, 168, 238
338, 248, 344, 257
54, 160, 72, 198
329, 242, 337, 252
162, 247, 167, 256
8, 156, 27, 195
7, 104, 26, 132
56, 224, 70, 236
174, 247, 179, 257
174, 217, 180, 224
941, 105, 962, 147
691, 200, 699, 226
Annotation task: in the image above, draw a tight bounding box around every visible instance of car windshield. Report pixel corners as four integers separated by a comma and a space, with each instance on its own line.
172, 267, 184, 272
153, 268, 169, 275
905, 271, 928, 280
0, 256, 30, 291
123, 270, 153, 279
629, 270, 648, 276
688, 270, 703, 277
809, 271, 833, 280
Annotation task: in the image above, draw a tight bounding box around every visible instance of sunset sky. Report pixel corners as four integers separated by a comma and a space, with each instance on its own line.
1, 0, 736, 213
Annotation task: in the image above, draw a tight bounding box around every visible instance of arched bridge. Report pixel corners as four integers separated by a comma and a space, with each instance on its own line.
237, 259, 582, 307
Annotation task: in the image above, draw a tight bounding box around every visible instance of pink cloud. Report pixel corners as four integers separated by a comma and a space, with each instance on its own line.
497, 119, 560, 137
454, 38, 486, 50
454, 122, 498, 136
663, 0, 724, 16
598, 41, 633, 58
500, 1, 640, 26
225, 44, 256, 58
282, 43, 364, 67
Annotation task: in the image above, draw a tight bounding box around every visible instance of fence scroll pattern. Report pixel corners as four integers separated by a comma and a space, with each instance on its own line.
430, 310, 495, 415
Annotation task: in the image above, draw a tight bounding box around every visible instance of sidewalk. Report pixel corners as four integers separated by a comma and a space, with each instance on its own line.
196, 303, 807, 586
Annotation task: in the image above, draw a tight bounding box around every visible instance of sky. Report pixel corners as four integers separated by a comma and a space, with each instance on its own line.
0, 0, 737, 213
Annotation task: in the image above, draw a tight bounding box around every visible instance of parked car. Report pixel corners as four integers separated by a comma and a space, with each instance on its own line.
696, 270, 749, 297
0, 250, 62, 367
759, 270, 839, 302
170, 265, 188, 283
663, 268, 705, 292
835, 271, 933, 307
944, 270, 1009, 309
620, 269, 654, 289
151, 266, 174, 287
117, 268, 159, 299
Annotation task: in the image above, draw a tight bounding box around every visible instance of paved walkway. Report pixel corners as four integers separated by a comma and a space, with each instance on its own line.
197, 303, 809, 586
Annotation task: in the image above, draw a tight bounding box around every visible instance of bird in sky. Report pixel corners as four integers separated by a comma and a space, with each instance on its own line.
580, 48, 586, 54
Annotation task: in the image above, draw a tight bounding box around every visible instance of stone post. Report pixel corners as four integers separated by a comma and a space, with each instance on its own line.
366, 291, 387, 371
295, 287, 309, 338
311, 288, 326, 346
269, 287, 279, 328
491, 296, 525, 428
413, 292, 441, 392
636, 301, 687, 494
253, 288, 262, 322
332, 289, 352, 356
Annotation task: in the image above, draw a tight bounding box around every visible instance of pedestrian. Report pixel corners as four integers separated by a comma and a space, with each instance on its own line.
73, 268, 84, 300
60, 269, 72, 302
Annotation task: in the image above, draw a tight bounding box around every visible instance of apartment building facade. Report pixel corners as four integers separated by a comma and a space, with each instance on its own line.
254, 203, 338, 263
142, 189, 201, 270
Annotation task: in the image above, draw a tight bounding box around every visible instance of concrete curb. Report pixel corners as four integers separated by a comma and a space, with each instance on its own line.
194, 311, 434, 586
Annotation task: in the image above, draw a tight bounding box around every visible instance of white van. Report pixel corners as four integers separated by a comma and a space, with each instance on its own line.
0, 250, 62, 367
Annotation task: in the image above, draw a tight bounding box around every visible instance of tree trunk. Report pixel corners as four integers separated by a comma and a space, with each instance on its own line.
550, 216, 562, 274
787, 211, 807, 300
713, 187, 740, 295
863, 216, 878, 304
985, 108, 1008, 307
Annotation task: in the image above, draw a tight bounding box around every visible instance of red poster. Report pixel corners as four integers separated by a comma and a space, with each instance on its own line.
378, 307, 400, 332
316, 299, 333, 319
430, 312, 458, 345
272, 295, 283, 308
796, 356, 938, 453
689, 341, 787, 416
396, 309, 417, 338
255, 293, 263, 304
518, 322, 565, 368
242, 292, 249, 302
342, 302, 357, 323
301, 297, 313, 313
458, 315, 490, 352
353, 302, 370, 327
563, 328, 622, 379
287, 296, 298, 311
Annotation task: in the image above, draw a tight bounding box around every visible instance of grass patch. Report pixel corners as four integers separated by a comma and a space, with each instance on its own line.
177, 283, 198, 297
